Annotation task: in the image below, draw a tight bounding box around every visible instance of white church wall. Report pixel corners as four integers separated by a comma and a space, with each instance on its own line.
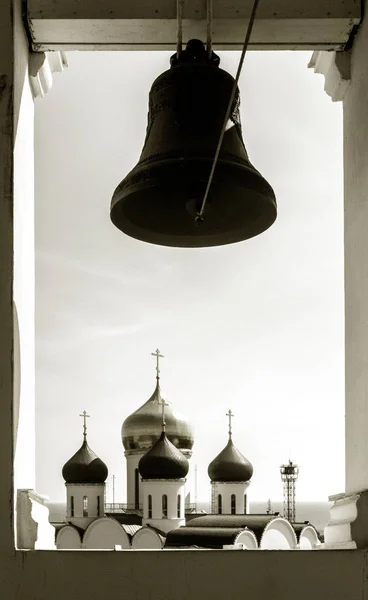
142, 479, 185, 520
82, 518, 130, 549
142, 479, 186, 533
260, 518, 298, 550
56, 525, 82, 549
132, 527, 164, 549
212, 482, 250, 514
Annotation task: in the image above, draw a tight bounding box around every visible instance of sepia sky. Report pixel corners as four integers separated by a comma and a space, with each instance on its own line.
35, 50, 344, 505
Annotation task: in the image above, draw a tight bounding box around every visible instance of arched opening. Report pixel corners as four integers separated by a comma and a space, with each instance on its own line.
244, 494, 247, 514
70, 495, 74, 517
231, 494, 236, 515
177, 494, 181, 518
148, 494, 152, 519
218, 494, 222, 515
97, 495, 101, 516
162, 494, 168, 518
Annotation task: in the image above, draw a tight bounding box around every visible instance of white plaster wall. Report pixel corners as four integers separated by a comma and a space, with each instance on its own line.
82, 518, 130, 549
12, 0, 35, 499
343, 0, 368, 495
212, 482, 249, 514
56, 525, 82, 549
66, 483, 105, 529
261, 519, 298, 550
126, 453, 143, 506
132, 527, 164, 549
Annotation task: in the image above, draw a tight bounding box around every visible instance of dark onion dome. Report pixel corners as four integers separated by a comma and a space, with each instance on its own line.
62, 440, 108, 484
122, 379, 194, 456
208, 437, 253, 482
139, 431, 189, 479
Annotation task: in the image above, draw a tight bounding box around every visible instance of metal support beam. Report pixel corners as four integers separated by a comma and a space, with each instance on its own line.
27, 0, 361, 51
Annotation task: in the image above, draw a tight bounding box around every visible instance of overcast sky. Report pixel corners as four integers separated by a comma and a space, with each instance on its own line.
35, 50, 344, 505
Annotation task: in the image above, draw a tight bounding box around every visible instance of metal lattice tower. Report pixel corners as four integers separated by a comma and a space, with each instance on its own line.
280, 460, 299, 522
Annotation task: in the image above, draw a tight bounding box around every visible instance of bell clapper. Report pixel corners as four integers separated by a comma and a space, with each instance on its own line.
196, 0, 261, 224
195, 213, 204, 227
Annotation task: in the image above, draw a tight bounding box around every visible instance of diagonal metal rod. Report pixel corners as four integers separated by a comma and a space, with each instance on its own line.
196, 0, 261, 223
207, 0, 213, 58
177, 0, 184, 57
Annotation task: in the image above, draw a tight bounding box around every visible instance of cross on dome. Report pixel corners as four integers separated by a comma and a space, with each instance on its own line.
151, 348, 164, 379
159, 398, 169, 432
79, 410, 90, 441
226, 409, 234, 439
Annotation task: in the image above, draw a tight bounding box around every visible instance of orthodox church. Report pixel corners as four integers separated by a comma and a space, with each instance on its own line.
55, 350, 320, 550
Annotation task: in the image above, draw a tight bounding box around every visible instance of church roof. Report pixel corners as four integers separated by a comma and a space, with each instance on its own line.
139, 431, 189, 479
187, 514, 280, 543
121, 524, 142, 538
208, 437, 253, 482
290, 522, 319, 542
62, 439, 108, 484
164, 527, 247, 549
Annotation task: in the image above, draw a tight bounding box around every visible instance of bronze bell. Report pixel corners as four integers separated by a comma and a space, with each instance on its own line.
110, 39, 277, 248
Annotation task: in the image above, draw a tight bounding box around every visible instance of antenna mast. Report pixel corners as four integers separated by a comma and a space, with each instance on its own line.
280, 460, 299, 522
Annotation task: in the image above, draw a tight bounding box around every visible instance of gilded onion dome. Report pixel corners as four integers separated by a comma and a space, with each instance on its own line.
62, 411, 108, 484
122, 350, 194, 456
208, 410, 253, 482
139, 431, 189, 479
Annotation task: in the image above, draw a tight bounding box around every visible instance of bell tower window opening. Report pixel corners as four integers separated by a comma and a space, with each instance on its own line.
177, 494, 181, 518
218, 494, 222, 514
231, 494, 236, 515
162, 494, 168, 518
97, 495, 101, 516
70, 495, 74, 517
148, 494, 152, 519
83, 496, 88, 517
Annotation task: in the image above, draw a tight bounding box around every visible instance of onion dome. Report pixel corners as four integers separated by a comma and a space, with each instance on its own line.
139, 431, 189, 480
208, 410, 253, 482
62, 411, 108, 484
208, 437, 253, 482
122, 351, 194, 456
